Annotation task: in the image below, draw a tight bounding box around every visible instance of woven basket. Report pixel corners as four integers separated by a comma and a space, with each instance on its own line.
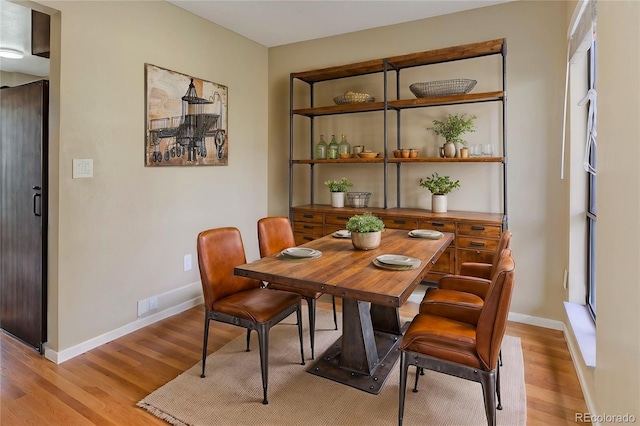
334, 92, 375, 105
409, 79, 477, 98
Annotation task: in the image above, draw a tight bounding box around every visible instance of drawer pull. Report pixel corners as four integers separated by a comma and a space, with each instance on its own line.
471, 225, 485, 231
303, 214, 313, 218
303, 236, 313, 241
431, 222, 445, 227
394, 220, 406, 224
303, 225, 313, 229
337, 216, 350, 221
470, 241, 485, 247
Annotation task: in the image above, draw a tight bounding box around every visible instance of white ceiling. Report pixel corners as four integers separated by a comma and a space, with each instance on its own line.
1, 0, 515, 77
167, 0, 515, 47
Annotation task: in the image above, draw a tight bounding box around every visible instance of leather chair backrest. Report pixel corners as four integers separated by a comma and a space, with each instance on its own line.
489, 231, 512, 278
475, 249, 515, 370
257, 216, 296, 258
197, 227, 261, 307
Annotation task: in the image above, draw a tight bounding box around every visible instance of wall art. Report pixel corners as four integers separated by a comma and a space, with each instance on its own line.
145, 64, 228, 166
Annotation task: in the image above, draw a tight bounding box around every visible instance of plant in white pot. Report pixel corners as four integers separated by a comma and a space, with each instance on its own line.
419, 172, 460, 213
428, 113, 477, 158
345, 212, 385, 250
324, 177, 353, 208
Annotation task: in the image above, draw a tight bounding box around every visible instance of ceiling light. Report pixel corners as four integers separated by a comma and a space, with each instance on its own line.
0, 48, 24, 59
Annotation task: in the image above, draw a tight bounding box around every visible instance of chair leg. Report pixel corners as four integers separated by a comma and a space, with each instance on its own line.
398, 351, 409, 426
201, 312, 211, 378
246, 329, 251, 352
412, 366, 420, 392
478, 370, 497, 426
499, 349, 503, 366
296, 304, 306, 365
496, 362, 503, 410
306, 297, 316, 359
332, 296, 338, 330
257, 324, 269, 405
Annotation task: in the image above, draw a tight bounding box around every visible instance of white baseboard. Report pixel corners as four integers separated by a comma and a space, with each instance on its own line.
508, 311, 565, 330
45, 285, 204, 364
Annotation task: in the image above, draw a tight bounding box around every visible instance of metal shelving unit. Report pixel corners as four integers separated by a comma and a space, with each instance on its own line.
289, 38, 508, 228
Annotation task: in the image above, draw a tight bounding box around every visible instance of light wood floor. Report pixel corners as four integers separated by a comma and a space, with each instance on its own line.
1, 295, 587, 425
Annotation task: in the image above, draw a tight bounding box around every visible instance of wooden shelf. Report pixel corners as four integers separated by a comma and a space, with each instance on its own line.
292, 157, 504, 164
290, 38, 505, 83
293, 91, 504, 117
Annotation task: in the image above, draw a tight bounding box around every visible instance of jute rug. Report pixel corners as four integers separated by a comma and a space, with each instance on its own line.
138, 306, 526, 426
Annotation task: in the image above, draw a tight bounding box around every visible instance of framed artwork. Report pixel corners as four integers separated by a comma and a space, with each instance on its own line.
144, 64, 228, 166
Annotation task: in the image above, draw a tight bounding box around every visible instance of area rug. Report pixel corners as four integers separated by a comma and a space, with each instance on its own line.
138, 307, 526, 426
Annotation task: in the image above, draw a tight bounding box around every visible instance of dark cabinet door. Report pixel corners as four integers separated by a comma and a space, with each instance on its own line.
0, 80, 49, 352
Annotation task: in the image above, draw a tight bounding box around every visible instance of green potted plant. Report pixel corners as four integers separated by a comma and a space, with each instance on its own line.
419, 172, 460, 213
324, 177, 353, 207
428, 113, 477, 158
345, 212, 385, 250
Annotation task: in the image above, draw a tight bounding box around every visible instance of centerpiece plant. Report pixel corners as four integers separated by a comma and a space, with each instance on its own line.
345, 212, 384, 250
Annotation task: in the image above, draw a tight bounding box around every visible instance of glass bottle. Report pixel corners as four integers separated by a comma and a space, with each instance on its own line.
327, 134, 339, 159
315, 134, 327, 159
338, 134, 351, 155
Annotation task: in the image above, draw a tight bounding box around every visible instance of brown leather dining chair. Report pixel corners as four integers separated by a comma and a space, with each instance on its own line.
419, 230, 511, 366
197, 227, 305, 405
421, 230, 512, 305
398, 249, 515, 426
257, 216, 338, 359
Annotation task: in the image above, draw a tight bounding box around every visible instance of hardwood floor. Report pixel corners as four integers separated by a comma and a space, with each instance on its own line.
1, 295, 587, 425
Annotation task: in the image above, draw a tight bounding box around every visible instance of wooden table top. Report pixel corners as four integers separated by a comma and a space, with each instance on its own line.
235, 229, 453, 307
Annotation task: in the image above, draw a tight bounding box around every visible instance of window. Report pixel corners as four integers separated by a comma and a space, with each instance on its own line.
585, 41, 597, 320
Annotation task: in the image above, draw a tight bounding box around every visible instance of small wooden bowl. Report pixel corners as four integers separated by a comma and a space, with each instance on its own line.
358, 152, 378, 159
339, 153, 352, 159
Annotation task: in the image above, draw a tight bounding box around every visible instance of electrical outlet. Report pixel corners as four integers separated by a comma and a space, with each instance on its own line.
149, 296, 158, 310
137, 299, 150, 317
184, 254, 192, 271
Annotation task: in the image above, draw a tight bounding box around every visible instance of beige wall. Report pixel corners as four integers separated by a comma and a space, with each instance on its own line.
269, 1, 569, 320
43, 0, 269, 351
591, 0, 640, 419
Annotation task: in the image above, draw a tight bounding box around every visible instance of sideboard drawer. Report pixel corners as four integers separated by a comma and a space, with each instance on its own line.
325, 213, 353, 227
418, 220, 456, 233
379, 216, 418, 230
457, 223, 501, 238
457, 236, 498, 251
293, 211, 324, 224
293, 221, 324, 236
294, 233, 319, 245
456, 248, 494, 273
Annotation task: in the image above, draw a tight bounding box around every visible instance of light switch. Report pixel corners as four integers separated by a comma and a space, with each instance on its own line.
73, 159, 93, 178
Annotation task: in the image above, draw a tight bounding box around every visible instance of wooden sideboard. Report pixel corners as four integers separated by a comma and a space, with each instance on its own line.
292, 204, 504, 283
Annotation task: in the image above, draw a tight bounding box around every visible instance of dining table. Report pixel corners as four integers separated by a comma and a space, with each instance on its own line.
234, 228, 454, 394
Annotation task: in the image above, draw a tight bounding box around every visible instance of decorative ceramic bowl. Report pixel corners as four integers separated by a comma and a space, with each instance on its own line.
358, 152, 378, 159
